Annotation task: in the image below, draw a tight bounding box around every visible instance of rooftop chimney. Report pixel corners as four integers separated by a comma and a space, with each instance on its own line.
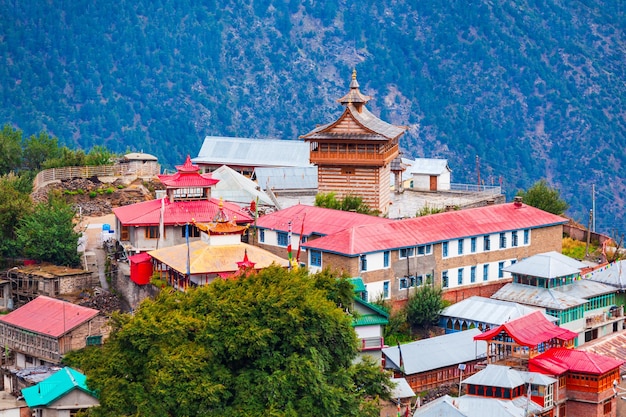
514, 196, 523, 207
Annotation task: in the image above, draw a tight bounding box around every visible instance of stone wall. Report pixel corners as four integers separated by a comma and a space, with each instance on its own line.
112, 264, 160, 311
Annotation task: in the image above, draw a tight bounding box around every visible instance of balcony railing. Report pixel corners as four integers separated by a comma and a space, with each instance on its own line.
310, 147, 398, 166
585, 306, 624, 329
449, 183, 502, 195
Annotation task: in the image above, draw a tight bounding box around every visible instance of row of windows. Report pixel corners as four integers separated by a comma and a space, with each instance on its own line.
398, 274, 433, 289
399, 245, 432, 258
442, 261, 516, 288
442, 230, 530, 258
144, 225, 202, 239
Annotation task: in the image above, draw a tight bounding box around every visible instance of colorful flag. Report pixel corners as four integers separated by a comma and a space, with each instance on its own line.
296, 213, 306, 265
287, 220, 293, 269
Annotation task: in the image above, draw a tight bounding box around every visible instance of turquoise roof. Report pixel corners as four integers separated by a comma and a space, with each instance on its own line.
352, 297, 389, 327
22, 367, 96, 408
348, 277, 366, 293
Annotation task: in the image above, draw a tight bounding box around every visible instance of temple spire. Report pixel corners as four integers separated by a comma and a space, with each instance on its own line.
337, 69, 371, 110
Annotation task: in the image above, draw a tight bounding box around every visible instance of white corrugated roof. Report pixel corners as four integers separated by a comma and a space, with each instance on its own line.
255, 166, 318, 190
382, 328, 486, 375
492, 283, 588, 309
193, 136, 310, 167
402, 157, 450, 176
389, 378, 415, 399
441, 296, 556, 325
502, 251, 586, 278
211, 165, 274, 206
462, 364, 555, 389
587, 260, 626, 289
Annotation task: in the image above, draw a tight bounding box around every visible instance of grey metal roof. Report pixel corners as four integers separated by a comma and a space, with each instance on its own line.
587, 261, 626, 289
193, 136, 311, 167
124, 152, 158, 161
210, 165, 275, 206
382, 328, 486, 375
502, 251, 586, 278
414, 395, 542, 417
491, 283, 588, 310
462, 364, 555, 389
254, 166, 318, 191
402, 157, 451, 176
553, 278, 616, 299
389, 378, 415, 399
441, 296, 556, 325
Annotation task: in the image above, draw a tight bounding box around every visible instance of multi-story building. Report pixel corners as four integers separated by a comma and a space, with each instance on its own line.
301, 198, 567, 304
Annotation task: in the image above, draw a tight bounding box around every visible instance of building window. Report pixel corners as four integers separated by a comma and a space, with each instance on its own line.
458, 268, 464, 285
498, 262, 505, 278
277, 232, 288, 247
499, 233, 506, 249
181, 225, 200, 238
484, 236, 490, 251
524, 229, 530, 245
400, 247, 414, 258
604, 400, 612, 414
259, 229, 265, 242
471, 266, 476, 283
145, 226, 160, 239
471, 237, 476, 253
360, 255, 367, 272
442, 271, 449, 288
416, 275, 423, 286
399, 277, 408, 289
442, 242, 449, 257
383, 251, 390, 268
483, 264, 489, 281
425, 244, 432, 254
417, 245, 425, 255
383, 281, 390, 299
86, 335, 103, 346
310, 250, 321, 267
512, 231, 518, 247
458, 239, 464, 255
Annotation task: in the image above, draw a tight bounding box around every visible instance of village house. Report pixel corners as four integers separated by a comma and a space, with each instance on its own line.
21, 367, 99, 417
299, 198, 567, 305
6, 264, 97, 308
586, 259, 626, 305
382, 329, 487, 394
0, 296, 108, 370
439, 295, 556, 334
112, 156, 252, 254
145, 202, 289, 291
192, 136, 311, 177
492, 251, 624, 346
349, 278, 388, 362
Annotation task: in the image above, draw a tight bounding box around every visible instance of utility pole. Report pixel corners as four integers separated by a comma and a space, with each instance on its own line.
476, 155, 481, 190
592, 184, 596, 232
586, 209, 593, 257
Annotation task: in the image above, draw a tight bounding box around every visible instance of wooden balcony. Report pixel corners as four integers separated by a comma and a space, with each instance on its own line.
310, 147, 398, 166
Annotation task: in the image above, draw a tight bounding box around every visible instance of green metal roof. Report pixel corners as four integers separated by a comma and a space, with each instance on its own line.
353, 313, 389, 327
348, 277, 366, 293
22, 367, 96, 408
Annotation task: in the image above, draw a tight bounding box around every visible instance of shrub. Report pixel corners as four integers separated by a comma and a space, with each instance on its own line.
89, 191, 97, 198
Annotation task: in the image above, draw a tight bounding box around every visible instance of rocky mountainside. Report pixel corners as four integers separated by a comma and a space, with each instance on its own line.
1, 0, 625, 233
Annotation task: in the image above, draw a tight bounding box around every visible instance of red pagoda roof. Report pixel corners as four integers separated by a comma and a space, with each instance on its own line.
530, 347, 624, 375
304, 202, 568, 255
157, 155, 219, 188
474, 310, 577, 347
0, 296, 100, 338
113, 197, 252, 226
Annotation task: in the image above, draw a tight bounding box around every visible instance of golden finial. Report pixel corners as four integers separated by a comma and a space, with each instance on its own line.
352, 68, 357, 80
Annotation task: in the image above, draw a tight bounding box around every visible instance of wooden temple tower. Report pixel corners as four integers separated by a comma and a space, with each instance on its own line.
300, 70, 407, 215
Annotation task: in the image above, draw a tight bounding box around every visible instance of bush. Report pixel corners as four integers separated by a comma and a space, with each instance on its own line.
89, 191, 97, 198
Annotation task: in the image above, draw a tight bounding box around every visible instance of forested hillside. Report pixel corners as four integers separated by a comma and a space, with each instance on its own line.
1, 0, 624, 233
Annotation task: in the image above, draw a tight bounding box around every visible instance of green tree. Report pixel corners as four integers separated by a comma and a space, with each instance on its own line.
85, 145, 115, 166
0, 173, 33, 259
315, 192, 372, 214
22, 131, 62, 171
405, 284, 446, 337
0, 124, 23, 175
42, 146, 87, 169
65, 267, 392, 417
516, 179, 569, 215
16, 193, 81, 266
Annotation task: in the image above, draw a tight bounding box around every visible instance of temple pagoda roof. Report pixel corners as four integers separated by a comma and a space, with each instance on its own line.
300, 70, 407, 142
157, 155, 219, 188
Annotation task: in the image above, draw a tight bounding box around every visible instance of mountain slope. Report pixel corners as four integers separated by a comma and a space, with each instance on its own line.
1, 0, 624, 232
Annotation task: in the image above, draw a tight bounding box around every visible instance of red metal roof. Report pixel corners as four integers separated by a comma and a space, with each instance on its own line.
303, 202, 568, 255
0, 296, 100, 338
157, 155, 219, 188
113, 197, 252, 226
530, 347, 624, 375
474, 310, 578, 346
254, 204, 393, 236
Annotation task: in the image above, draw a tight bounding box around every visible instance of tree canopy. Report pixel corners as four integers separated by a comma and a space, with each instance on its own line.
315, 192, 372, 215
16, 192, 81, 266
66, 266, 392, 417
405, 284, 446, 336
516, 179, 569, 215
